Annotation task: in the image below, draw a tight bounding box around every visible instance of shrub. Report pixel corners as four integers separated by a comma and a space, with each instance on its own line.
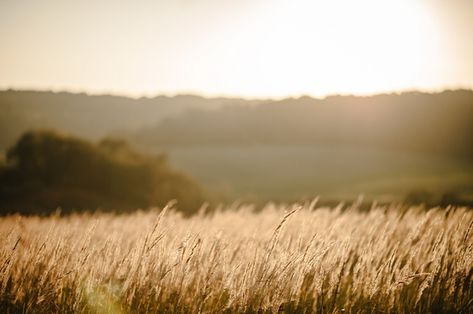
0, 130, 204, 215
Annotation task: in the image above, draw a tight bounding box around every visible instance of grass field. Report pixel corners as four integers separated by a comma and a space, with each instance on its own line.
1, 201, 472, 313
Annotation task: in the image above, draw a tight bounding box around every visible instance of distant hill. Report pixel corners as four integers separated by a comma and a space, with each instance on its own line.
133, 90, 473, 159
0, 90, 262, 150
0, 89, 472, 204
3, 89, 472, 159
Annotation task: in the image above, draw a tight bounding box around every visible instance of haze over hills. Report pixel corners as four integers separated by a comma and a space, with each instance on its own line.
0, 90, 262, 150
133, 90, 473, 159
2, 89, 473, 156
1, 89, 472, 204
126, 89, 473, 204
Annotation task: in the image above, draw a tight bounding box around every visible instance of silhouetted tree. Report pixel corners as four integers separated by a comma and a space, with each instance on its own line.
0, 130, 205, 215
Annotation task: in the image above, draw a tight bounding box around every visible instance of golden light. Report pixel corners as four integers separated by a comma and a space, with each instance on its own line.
186, 0, 443, 98
0, 0, 468, 98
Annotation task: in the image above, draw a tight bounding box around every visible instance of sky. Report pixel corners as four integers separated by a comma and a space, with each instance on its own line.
1, 0, 472, 98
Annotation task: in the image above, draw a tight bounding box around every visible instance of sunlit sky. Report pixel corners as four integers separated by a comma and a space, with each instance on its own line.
1, 0, 472, 98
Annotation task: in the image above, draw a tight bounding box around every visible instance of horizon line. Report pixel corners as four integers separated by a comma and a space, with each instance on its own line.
1, 85, 473, 102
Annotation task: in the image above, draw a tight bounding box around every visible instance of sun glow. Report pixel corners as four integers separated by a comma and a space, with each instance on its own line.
190, 0, 443, 97
0, 0, 469, 98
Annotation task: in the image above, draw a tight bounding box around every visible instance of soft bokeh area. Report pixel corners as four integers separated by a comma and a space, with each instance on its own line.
1, 90, 472, 212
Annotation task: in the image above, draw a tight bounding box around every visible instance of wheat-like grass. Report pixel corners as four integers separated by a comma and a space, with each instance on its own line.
0, 202, 472, 313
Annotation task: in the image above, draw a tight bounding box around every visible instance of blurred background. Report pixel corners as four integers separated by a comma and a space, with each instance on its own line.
1, 0, 472, 214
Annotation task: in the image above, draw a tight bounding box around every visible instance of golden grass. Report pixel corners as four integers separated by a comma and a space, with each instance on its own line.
1, 201, 472, 313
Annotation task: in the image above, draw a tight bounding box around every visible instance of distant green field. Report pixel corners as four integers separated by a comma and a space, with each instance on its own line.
161, 145, 473, 203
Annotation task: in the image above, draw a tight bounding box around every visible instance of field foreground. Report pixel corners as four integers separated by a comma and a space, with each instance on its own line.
1, 202, 472, 313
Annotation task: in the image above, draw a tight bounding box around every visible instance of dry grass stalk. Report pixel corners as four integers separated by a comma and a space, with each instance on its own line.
0, 202, 472, 313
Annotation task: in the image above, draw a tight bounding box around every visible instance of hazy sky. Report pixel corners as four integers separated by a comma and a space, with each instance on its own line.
1, 0, 472, 98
